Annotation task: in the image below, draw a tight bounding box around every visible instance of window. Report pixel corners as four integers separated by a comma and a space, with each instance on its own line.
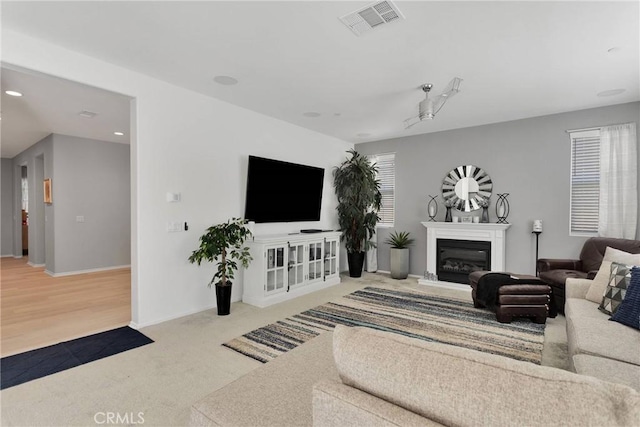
368, 153, 395, 227
569, 129, 600, 235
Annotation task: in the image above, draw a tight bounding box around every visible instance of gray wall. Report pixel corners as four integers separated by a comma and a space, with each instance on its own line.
10, 134, 130, 274
1, 158, 14, 256
11, 134, 54, 267
356, 102, 640, 277
52, 134, 130, 273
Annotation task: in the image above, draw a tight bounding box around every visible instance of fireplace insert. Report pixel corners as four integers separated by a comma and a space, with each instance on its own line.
437, 239, 491, 284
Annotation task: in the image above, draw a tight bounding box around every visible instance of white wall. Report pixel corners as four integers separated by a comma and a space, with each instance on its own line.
2, 30, 352, 327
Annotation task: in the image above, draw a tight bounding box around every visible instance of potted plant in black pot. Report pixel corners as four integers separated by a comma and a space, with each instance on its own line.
333, 149, 382, 277
385, 231, 415, 279
188, 218, 253, 315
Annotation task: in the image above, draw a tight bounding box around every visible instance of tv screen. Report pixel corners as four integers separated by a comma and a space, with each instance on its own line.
244, 156, 325, 223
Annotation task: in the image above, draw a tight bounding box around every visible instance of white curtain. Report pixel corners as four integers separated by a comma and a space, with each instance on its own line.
598, 123, 637, 238
366, 230, 378, 272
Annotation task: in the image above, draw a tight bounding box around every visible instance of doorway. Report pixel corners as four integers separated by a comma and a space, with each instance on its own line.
20, 165, 28, 256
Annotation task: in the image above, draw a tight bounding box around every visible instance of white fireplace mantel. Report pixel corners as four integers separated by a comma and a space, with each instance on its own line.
419, 222, 511, 290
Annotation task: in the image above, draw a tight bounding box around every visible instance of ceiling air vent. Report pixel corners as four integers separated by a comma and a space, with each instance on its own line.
340, 1, 405, 36
78, 110, 97, 118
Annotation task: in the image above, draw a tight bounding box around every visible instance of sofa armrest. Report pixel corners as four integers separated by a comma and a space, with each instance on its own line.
565, 278, 592, 299
537, 258, 582, 273
313, 380, 439, 427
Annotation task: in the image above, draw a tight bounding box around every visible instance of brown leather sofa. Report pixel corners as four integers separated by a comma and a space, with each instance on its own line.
537, 237, 640, 314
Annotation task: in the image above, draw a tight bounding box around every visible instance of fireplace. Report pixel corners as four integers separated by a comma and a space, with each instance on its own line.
419, 222, 510, 290
437, 239, 491, 284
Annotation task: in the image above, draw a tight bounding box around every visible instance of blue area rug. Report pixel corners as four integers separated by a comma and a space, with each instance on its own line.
1, 326, 153, 390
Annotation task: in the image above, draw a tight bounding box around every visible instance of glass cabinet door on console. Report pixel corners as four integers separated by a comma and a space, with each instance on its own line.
265, 245, 286, 294
288, 243, 305, 288
324, 238, 338, 278
242, 231, 342, 308
307, 241, 324, 283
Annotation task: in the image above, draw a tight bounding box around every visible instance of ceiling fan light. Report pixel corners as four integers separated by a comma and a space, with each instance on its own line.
450, 77, 462, 93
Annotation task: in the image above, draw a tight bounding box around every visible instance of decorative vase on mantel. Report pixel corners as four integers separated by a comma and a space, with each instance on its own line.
481, 207, 489, 223
444, 207, 452, 222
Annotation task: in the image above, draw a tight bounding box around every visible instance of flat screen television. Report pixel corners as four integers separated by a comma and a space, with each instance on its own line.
244, 156, 325, 223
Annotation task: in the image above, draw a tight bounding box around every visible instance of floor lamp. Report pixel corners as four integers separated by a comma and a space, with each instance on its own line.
532, 220, 543, 276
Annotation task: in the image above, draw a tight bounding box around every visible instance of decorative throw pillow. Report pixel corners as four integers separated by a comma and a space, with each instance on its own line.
598, 262, 632, 315
610, 267, 640, 330
585, 247, 640, 304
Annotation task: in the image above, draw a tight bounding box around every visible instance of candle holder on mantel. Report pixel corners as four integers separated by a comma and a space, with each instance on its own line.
495, 193, 510, 224
427, 195, 438, 221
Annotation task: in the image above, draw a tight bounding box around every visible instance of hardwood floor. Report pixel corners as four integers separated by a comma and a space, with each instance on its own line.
1, 257, 131, 357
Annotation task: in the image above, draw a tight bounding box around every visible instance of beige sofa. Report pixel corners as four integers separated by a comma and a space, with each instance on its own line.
564, 278, 640, 391
313, 325, 640, 427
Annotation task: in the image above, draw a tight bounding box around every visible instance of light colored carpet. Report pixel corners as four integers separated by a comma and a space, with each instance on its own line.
0, 273, 568, 426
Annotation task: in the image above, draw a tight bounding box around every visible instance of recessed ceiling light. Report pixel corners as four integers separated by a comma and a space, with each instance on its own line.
303, 112, 321, 118
5, 90, 23, 97
356, 133, 372, 138
213, 76, 238, 86
114, 131, 125, 136
597, 89, 625, 97
607, 47, 621, 53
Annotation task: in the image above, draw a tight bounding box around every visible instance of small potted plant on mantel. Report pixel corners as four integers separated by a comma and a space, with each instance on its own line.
385, 231, 415, 279
188, 218, 253, 316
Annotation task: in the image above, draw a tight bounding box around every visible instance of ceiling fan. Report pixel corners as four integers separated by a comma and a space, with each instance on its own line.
404, 77, 463, 129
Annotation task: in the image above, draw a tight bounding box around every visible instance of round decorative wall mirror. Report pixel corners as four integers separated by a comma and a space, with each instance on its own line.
442, 165, 493, 212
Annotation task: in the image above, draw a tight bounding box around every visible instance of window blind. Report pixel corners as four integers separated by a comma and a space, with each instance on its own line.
569, 130, 600, 235
369, 153, 395, 227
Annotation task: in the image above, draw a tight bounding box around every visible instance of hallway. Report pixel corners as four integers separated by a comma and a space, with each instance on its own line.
1, 257, 130, 357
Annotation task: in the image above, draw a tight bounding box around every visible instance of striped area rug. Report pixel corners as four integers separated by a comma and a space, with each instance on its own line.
223, 287, 546, 364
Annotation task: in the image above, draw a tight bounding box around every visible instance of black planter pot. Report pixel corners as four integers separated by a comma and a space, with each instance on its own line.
347, 252, 366, 278
215, 281, 233, 316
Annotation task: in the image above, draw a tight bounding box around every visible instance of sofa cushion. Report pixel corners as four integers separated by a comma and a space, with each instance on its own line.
539, 269, 588, 287
565, 297, 606, 320
333, 325, 640, 427
586, 247, 640, 303
611, 267, 640, 331
573, 355, 640, 392
566, 314, 640, 365
599, 262, 633, 315
190, 332, 337, 427
313, 380, 440, 427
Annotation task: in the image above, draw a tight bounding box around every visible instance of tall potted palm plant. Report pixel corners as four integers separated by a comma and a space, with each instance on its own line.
188, 218, 253, 315
333, 149, 382, 277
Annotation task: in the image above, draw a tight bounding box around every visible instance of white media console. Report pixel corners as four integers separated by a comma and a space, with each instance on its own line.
242, 231, 341, 307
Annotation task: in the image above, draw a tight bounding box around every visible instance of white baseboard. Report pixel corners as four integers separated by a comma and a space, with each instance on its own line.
46, 264, 131, 277
418, 278, 472, 293
28, 262, 45, 267
130, 300, 223, 329
13, 255, 23, 259
371, 270, 423, 280
1, 254, 15, 258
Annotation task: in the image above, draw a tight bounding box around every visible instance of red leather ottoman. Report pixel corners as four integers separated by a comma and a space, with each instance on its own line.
469, 271, 552, 324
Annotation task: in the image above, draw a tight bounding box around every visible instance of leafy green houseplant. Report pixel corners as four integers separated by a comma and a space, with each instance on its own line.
188, 218, 253, 315
385, 231, 414, 280
333, 149, 382, 277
